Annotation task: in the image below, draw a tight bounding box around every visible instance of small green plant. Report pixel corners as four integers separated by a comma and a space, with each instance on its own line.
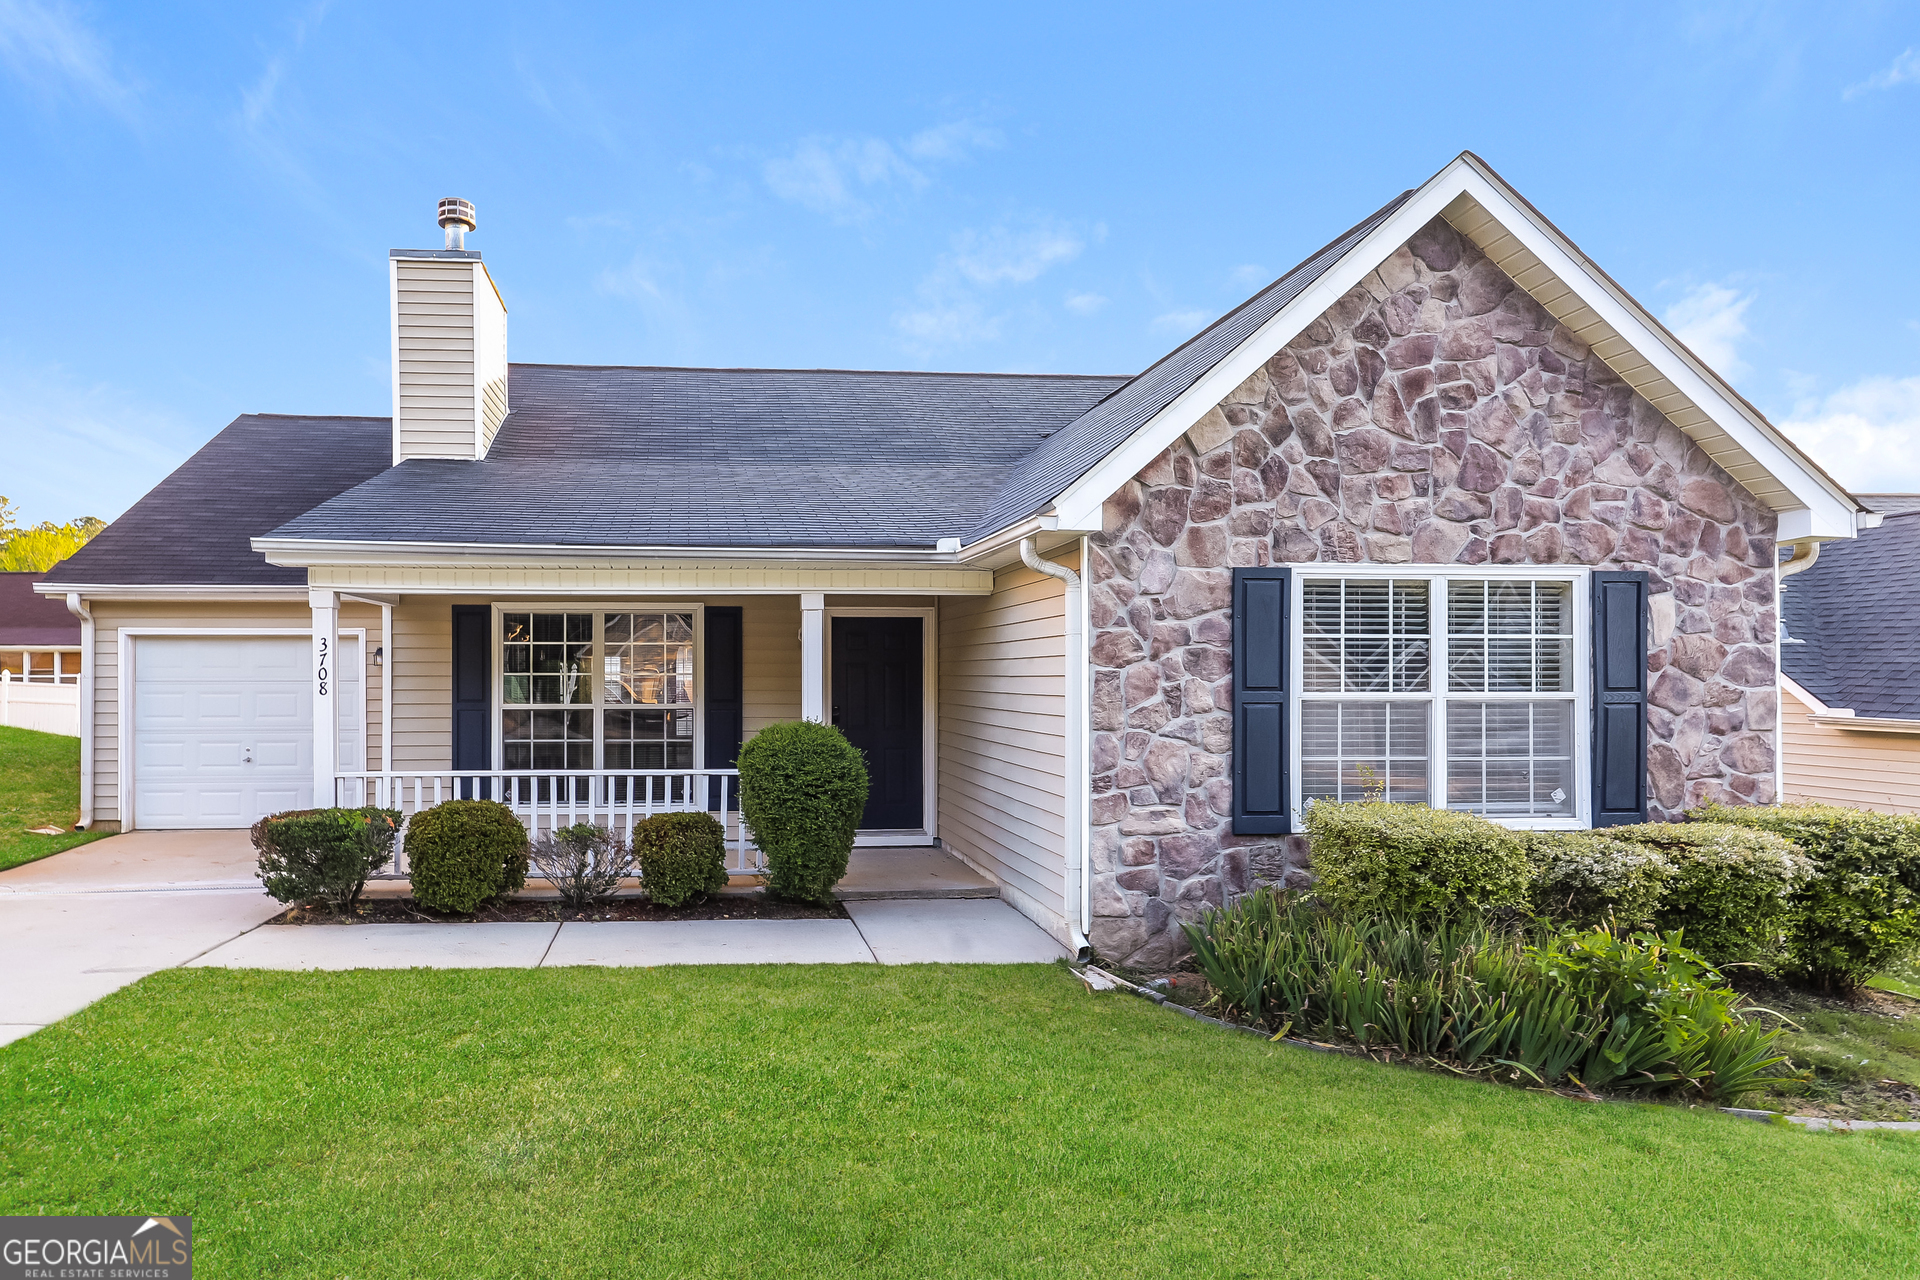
634, 811, 730, 907
251, 807, 399, 911
404, 800, 531, 914
1304, 799, 1530, 918
529, 822, 634, 908
1695, 801, 1920, 990
737, 721, 869, 905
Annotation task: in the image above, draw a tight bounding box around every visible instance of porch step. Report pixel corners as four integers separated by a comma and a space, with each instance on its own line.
831, 846, 999, 901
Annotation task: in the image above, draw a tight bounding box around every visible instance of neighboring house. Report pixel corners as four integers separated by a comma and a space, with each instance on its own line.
1779, 503, 1920, 814
1, 570, 83, 735
35, 154, 1876, 963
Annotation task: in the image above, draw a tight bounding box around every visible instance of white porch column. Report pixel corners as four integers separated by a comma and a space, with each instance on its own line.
799, 592, 826, 723
310, 588, 338, 807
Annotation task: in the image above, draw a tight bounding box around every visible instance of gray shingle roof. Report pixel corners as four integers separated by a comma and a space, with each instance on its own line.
43, 414, 392, 586
966, 190, 1415, 539
1782, 512, 1920, 719
1, 572, 81, 644
269, 366, 1128, 549
1859, 494, 1920, 516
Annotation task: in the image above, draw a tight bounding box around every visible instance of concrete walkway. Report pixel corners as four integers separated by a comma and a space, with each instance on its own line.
189, 899, 1068, 971
0, 831, 1063, 1046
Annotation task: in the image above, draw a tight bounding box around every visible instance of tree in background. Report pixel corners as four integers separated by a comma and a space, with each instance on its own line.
0, 497, 105, 573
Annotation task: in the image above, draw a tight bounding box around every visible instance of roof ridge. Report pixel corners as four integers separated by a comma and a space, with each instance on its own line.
510, 362, 1131, 381
237, 413, 391, 422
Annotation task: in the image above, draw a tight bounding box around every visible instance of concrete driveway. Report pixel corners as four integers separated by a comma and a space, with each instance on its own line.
0, 829, 282, 1046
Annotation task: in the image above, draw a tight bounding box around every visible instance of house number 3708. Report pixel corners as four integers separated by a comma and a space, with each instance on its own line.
316, 636, 330, 696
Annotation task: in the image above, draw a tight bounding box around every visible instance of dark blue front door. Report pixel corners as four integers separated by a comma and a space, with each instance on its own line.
831, 616, 923, 830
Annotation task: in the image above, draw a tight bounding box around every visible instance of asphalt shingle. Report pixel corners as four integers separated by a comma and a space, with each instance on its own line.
1781, 512, 1920, 719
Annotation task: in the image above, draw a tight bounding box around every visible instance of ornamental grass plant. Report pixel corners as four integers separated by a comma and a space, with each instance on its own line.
1180, 889, 1805, 1103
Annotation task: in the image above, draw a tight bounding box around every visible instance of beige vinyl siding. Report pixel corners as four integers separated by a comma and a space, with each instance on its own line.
474, 261, 509, 453
1781, 686, 1920, 815
937, 560, 1068, 925
394, 259, 476, 461
86, 599, 383, 825
741, 596, 801, 738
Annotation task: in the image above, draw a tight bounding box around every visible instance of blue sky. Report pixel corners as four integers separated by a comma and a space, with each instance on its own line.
3, 1, 1919, 525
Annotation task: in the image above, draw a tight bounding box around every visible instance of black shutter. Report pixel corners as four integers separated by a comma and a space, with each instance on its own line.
703, 606, 744, 808
451, 606, 491, 796
1590, 571, 1650, 827
1232, 566, 1292, 835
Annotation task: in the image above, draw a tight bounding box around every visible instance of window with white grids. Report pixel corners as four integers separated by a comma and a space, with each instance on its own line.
1297, 572, 1585, 824
498, 609, 698, 771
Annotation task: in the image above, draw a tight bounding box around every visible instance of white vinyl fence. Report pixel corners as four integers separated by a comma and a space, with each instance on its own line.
0, 670, 80, 736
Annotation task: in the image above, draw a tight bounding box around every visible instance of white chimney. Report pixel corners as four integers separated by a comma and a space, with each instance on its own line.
389, 197, 508, 464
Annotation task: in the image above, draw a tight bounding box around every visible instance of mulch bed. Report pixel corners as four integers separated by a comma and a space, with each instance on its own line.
270, 894, 848, 926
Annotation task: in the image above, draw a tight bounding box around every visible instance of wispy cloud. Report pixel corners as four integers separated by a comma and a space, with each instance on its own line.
1664, 282, 1752, 380
1780, 375, 1920, 491
0, 358, 190, 525
1152, 308, 1212, 335
1845, 47, 1920, 100
0, 0, 137, 117
1064, 291, 1107, 315
763, 120, 999, 223
231, 2, 335, 199
1228, 264, 1270, 290
895, 219, 1087, 350
595, 252, 701, 356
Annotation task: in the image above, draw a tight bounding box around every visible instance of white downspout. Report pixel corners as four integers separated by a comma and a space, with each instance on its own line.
1021, 536, 1090, 960
1775, 541, 1821, 806
64, 593, 94, 829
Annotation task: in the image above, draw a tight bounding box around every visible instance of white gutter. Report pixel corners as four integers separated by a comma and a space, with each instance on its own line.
1021, 536, 1091, 959
1774, 541, 1822, 803
64, 593, 93, 829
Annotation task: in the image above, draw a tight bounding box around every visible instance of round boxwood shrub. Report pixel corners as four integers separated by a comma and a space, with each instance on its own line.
1695, 801, 1920, 988
737, 720, 868, 905
635, 811, 729, 907
252, 806, 400, 911
1304, 800, 1530, 917
404, 799, 530, 914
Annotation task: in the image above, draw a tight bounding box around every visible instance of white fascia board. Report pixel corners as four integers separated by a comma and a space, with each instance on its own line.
1049, 154, 1862, 541
250, 536, 966, 568
1780, 672, 1832, 715
30, 582, 310, 601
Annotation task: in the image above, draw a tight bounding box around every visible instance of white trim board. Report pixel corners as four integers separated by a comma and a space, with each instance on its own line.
1047, 152, 1866, 545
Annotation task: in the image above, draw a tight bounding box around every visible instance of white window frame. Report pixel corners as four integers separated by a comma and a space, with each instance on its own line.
1289, 564, 1592, 831
489, 602, 705, 772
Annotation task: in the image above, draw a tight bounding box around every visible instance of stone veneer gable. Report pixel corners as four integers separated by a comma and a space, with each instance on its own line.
1085, 216, 1780, 967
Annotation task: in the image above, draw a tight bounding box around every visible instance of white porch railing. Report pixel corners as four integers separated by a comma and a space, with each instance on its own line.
332, 770, 759, 880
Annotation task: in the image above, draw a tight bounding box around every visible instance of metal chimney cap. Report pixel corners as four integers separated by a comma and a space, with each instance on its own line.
437, 197, 477, 232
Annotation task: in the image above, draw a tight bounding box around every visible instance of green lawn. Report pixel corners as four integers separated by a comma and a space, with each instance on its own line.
3, 966, 1916, 1277
0, 725, 111, 871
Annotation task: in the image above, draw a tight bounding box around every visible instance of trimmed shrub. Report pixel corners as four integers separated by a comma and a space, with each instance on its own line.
529, 822, 634, 909
1525, 831, 1672, 930
252, 807, 399, 910
405, 800, 531, 914
1695, 801, 1920, 988
1304, 800, 1529, 917
635, 811, 729, 907
737, 720, 868, 905
1614, 823, 1813, 969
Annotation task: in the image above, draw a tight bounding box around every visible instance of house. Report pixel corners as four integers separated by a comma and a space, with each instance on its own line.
1778, 499, 1920, 814
35, 154, 1875, 964
1, 571, 83, 734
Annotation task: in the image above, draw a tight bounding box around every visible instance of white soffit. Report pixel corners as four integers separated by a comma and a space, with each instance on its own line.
1050, 153, 1862, 542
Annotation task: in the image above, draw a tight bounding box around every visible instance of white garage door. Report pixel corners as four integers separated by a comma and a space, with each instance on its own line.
131, 635, 361, 829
